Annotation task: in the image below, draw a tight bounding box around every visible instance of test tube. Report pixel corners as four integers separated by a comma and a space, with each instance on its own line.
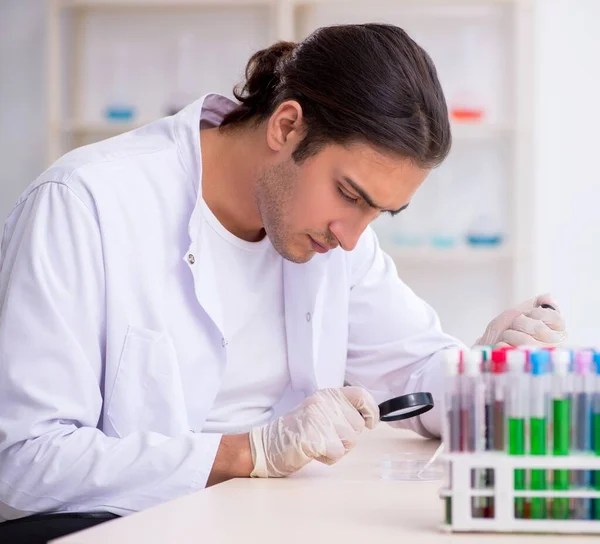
442, 347, 461, 525
442, 348, 461, 453
473, 346, 494, 453
491, 349, 508, 452
593, 351, 600, 520
530, 350, 550, 519
474, 345, 494, 516
551, 349, 571, 520
506, 349, 528, 519
462, 350, 486, 518
573, 350, 593, 520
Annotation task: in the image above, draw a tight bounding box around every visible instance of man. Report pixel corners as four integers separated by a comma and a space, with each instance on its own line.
0, 23, 566, 526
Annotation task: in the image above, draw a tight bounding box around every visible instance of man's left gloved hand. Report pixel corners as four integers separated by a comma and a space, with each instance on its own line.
475, 293, 567, 348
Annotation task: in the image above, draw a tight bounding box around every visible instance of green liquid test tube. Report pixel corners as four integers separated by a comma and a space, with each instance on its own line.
507, 349, 528, 519
530, 351, 550, 519
551, 349, 571, 520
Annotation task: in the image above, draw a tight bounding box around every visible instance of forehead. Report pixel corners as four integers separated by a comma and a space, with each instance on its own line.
307, 141, 429, 203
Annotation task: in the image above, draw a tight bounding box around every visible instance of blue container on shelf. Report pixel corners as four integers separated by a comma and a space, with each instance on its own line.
104, 104, 136, 122
430, 235, 458, 249
466, 215, 504, 247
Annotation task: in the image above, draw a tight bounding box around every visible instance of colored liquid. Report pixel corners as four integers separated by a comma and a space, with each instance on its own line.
594, 412, 600, 520
552, 398, 570, 519
509, 418, 525, 518
448, 402, 461, 452
493, 400, 505, 451
484, 402, 494, 517
485, 402, 494, 450
530, 417, 547, 519
575, 392, 592, 519
461, 408, 475, 452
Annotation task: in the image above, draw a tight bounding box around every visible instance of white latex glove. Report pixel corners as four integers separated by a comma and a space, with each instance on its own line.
476, 293, 567, 348
249, 386, 379, 478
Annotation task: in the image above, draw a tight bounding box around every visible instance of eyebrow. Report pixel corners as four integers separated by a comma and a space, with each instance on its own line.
342, 176, 410, 216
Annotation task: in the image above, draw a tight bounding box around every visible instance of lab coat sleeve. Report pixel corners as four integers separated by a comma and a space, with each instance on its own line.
344, 227, 467, 438
0, 182, 221, 520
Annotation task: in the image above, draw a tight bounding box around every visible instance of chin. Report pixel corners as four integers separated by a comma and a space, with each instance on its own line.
281, 250, 313, 265
274, 242, 313, 264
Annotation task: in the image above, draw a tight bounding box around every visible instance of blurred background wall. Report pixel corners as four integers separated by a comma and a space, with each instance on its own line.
0, 0, 598, 346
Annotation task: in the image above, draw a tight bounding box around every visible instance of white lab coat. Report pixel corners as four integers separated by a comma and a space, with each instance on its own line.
0, 94, 465, 521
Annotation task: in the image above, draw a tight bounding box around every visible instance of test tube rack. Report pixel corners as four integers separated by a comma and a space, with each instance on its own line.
439, 451, 600, 534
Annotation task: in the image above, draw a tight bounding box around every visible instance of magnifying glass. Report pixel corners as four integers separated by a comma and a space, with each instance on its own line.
378, 392, 434, 422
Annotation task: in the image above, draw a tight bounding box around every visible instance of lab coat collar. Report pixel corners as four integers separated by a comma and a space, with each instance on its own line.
172, 94, 237, 335
172, 93, 238, 242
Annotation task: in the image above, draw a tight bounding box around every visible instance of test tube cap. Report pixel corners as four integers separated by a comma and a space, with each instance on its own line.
551, 348, 570, 375
472, 345, 492, 360
464, 350, 483, 376
506, 348, 526, 373
530, 350, 549, 375
491, 348, 507, 373
594, 350, 600, 374
442, 347, 460, 376
575, 349, 593, 374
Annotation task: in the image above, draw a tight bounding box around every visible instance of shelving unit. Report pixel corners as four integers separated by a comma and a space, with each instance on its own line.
389, 245, 514, 265
46, 0, 534, 342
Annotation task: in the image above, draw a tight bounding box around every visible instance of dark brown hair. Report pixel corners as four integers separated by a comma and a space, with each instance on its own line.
221, 23, 451, 169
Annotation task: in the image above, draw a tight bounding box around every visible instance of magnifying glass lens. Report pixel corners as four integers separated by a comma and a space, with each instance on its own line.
378, 392, 434, 422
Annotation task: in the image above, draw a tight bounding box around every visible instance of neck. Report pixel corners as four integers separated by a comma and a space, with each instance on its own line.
200, 125, 266, 242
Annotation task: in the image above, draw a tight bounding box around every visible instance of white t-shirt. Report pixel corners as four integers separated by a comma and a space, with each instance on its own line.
201, 199, 290, 435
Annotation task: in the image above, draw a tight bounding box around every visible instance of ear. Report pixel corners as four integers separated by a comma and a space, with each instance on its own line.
266, 100, 304, 153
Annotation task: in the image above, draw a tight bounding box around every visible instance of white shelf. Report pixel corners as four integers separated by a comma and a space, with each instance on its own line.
58, 119, 152, 135
385, 245, 513, 264
451, 121, 513, 140
58, 119, 514, 140
59, 0, 273, 8
292, 0, 519, 15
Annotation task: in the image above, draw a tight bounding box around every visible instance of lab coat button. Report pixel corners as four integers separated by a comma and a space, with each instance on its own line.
187, 254, 195, 265
222, 338, 228, 347
306, 312, 312, 322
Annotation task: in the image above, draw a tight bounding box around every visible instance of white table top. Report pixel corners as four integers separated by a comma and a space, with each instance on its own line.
52, 425, 599, 543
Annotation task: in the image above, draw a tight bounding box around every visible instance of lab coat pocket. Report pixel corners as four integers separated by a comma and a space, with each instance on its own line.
107, 325, 189, 437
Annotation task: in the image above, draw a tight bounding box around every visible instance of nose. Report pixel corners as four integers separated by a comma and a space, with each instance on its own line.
329, 216, 373, 252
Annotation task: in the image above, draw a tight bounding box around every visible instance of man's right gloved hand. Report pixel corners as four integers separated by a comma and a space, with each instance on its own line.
249, 387, 379, 478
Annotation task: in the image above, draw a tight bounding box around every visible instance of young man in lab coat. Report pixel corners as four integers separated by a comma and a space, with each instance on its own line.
0, 24, 566, 526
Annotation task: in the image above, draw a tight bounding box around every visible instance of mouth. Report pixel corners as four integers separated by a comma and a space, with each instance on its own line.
309, 236, 334, 254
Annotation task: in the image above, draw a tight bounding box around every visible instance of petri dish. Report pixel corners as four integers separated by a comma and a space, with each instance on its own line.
379, 452, 445, 481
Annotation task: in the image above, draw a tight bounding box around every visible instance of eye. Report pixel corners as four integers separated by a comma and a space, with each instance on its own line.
337, 186, 359, 205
